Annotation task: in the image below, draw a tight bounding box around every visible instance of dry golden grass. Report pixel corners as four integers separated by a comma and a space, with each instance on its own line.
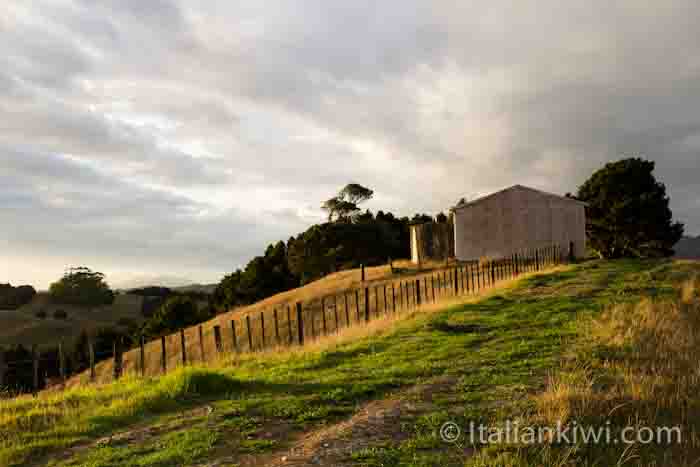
68, 260, 564, 388
532, 274, 700, 465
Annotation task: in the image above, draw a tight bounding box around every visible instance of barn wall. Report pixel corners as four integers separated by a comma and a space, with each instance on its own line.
454, 187, 586, 261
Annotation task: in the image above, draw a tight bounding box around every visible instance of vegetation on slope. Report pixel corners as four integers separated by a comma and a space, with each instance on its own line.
2, 259, 697, 467
0, 283, 37, 311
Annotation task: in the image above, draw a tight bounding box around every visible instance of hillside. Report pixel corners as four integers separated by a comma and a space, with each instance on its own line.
0, 259, 430, 354
0, 292, 145, 348
69, 257, 470, 384
3, 259, 699, 467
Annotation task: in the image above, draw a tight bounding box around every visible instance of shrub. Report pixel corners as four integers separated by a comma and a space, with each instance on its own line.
0, 283, 37, 310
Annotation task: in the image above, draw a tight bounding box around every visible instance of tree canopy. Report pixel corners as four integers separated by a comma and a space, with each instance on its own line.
577, 158, 684, 258
0, 283, 36, 310
212, 184, 436, 312
322, 183, 374, 222
49, 267, 115, 307
142, 295, 211, 338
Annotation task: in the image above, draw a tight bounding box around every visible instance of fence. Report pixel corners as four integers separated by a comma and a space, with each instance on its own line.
0, 244, 569, 394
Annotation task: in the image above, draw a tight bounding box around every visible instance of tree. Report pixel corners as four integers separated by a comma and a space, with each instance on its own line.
577, 158, 684, 258
322, 183, 374, 222
0, 284, 36, 310
142, 296, 209, 338
49, 267, 114, 307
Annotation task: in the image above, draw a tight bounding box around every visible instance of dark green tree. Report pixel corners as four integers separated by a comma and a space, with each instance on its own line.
577, 158, 684, 258
142, 296, 210, 338
0, 284, 36, 309
49, 267, 114, 307
322, 183, 374, 222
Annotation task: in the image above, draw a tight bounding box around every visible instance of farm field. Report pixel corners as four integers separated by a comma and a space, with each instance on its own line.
0, 293, 145, 348
1, 259, 699, 467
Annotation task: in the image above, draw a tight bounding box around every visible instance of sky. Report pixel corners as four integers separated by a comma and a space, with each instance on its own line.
1, 1, 699, 290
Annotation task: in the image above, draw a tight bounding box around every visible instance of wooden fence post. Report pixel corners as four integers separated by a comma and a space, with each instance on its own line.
58, 341, 66, 385
89, 339, 96, 382
139, 336, 145, 377
0, 348, 5, 389
199, 325, 205, 362
32, 345, 39, 395
260, 312, 266, 349
345, 293, 351, 325
374, 287, 379, 317
321, 298, 328, 335
355, 290, 361, 321
287, 306, 293, 344
180, 329, 187, 366
246, 315, 253, 351
214, 325, 223, 354
383, 285, 388, 314
364, 287, 370, 322
160, 336, 167, 373
295, 302, 304, 345
231, 320, 239, 353
416, 279, 421, 306
453, 268, 459, 295
274, 309, 280, 343
113, 340, 123, 381
311, 308, 317, 339
113, 339, 124, 380
334, 296, 340, 331
392, 283, 397, 313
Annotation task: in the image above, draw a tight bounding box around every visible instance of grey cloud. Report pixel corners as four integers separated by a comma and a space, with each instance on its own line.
2, 1, 700, 288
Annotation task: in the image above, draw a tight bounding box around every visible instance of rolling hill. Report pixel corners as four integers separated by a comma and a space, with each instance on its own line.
3, 259, 699, 467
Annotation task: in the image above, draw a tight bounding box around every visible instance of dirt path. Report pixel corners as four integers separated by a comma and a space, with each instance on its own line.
195, 376, 471, 467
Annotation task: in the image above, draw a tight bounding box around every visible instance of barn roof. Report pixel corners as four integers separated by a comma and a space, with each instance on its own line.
450, 184, 586, 212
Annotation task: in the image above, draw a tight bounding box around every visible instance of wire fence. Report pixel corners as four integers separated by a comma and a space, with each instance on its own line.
0, 244, 570, 395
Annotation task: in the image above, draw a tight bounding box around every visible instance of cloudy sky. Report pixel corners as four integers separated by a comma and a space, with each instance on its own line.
2, 1, 699, 289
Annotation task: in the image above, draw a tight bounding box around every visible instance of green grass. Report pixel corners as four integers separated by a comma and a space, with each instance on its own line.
1, 259, 697, 467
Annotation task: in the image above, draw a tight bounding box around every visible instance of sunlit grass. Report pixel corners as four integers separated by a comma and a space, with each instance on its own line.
2, 259, 698, 467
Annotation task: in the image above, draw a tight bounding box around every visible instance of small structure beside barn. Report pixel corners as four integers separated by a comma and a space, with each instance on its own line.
409, 185, 586, 264
409, 221, 454, 264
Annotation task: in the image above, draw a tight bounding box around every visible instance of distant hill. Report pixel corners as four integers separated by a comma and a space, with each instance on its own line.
172, 283, 217, 295
113, 275, 199, 291
675, 236, 700, 259
0, 292, 146, 348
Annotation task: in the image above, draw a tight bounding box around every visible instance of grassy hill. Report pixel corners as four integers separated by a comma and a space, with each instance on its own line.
0, 258, 441, 357
3, 258, 700, 467
0, 292, 145, 348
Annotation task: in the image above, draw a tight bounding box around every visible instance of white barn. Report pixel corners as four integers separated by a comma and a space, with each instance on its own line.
451, 185, 586, 261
